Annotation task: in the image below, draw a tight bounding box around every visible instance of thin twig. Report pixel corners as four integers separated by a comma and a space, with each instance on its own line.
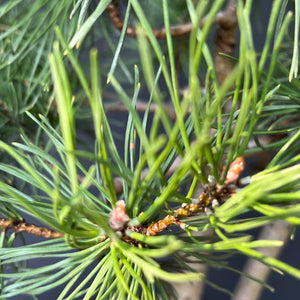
107, 2, 193, 39
107, 1, 233, 40
104, 100, 177, 120
214, 0, 238, 85
0, 218, 64, 239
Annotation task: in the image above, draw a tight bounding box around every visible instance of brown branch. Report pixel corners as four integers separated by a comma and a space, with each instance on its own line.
214, 0, 238, 85
107, 2, 193, 39
0, 218, 64, 239
108, 157, 244, 240
104, 100, 177, 120
146, 157, 245, 236
107, 1, 234, 40
146, 202, 202, 236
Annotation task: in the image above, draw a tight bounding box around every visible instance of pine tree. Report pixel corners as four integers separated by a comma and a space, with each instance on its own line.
0, 1, 299, 299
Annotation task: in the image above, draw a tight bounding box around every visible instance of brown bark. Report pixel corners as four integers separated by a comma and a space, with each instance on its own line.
107, 2, 193, 39
214, 0, 238, 86
0, 218, 63, 239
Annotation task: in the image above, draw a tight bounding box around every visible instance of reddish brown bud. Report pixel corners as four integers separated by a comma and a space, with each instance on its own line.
109, 200, 129, 231
225, 156, 245, 184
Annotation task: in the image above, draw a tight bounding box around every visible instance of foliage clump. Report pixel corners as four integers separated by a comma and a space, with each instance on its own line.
0, 0, 299, 299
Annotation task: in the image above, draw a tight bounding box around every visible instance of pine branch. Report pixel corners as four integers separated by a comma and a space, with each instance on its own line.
107, 0, 237, 41
104, 100, 177, 120
0, 218, 63, 239
146, 157, 245, 236
1, 1, 299, 299
107, 157, 245, 245
107, 1, 193, 39
214, 0, 238, 85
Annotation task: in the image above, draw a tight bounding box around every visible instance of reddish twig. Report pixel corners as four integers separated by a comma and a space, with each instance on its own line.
107, 2, 193, 39
107, 1, 239, 42
214, 0, 238, 85
146, 203, 201, 236
0, 218, 64, 239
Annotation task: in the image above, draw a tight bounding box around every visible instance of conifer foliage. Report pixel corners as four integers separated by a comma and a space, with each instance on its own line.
0, 1, 299, 299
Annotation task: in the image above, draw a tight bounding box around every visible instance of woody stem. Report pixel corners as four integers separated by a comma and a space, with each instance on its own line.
0, 218, 63, 239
